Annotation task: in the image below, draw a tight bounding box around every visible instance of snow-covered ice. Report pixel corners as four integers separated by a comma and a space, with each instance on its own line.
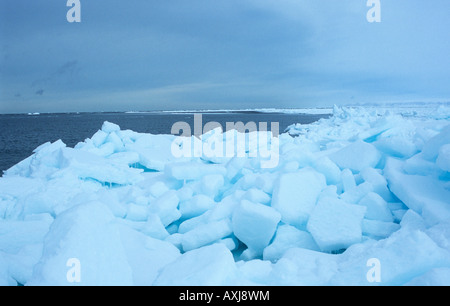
307, 197, 366, 252
271, 168, 326, 228
232, 200, 281, 257
1, 104, 450, 286
329, 140, 381, 173
153, 243, 237, 286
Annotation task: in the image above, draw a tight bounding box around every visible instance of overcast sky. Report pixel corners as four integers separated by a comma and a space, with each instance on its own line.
0, 0, 449, 113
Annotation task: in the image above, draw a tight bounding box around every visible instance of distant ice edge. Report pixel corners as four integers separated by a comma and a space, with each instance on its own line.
0, 104, 449, 286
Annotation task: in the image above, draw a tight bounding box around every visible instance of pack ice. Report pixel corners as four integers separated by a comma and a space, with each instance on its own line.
1, 105, 450, 286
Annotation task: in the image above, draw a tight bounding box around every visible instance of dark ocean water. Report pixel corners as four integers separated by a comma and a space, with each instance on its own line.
0, 111, 329, 173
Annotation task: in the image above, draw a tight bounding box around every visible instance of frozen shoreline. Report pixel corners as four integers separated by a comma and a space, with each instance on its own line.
1, 104, 450, 286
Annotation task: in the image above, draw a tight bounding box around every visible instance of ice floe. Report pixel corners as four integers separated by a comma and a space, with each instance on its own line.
1, 104, 450, 285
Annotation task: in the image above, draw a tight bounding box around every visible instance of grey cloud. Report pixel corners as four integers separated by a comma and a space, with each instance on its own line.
56, 60, 79, 76
31, 60, 80, 89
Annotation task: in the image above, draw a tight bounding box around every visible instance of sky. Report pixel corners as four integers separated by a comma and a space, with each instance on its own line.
0, 0, 449, 113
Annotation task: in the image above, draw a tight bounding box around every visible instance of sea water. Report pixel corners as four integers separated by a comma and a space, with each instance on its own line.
0, 111, 328, 172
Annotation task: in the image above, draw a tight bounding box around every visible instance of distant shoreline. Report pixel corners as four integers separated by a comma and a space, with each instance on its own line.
3, 101, 450, 116
0, 108, 334, 116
